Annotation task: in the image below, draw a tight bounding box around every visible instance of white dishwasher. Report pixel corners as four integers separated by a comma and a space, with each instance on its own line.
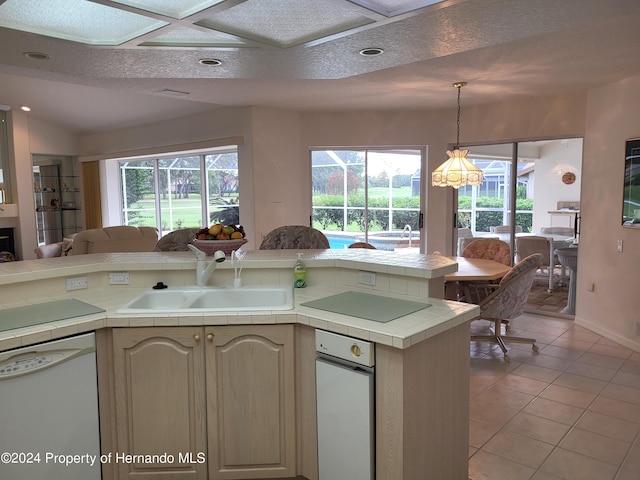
0, 332, 102, 480
316, 330, 375, 480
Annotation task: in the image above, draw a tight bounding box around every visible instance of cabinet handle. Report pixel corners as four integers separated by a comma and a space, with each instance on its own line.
194, 334, 201, 341
206, 333, 214, 342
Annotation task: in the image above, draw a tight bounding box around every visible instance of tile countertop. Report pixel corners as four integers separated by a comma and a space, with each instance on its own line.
0, 250, 477, 350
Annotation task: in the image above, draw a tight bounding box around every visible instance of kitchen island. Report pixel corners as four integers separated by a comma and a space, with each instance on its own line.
0, 249, 477, 480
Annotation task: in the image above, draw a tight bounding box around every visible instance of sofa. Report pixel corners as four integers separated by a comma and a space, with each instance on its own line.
34, 235, 77, 259
70, 226, 159, 255
35, 226, 159, 258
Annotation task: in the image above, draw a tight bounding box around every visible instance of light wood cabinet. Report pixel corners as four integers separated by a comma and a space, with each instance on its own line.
110, 325, 295, 480
112, 327, 207, 480
206, 325, 295, 479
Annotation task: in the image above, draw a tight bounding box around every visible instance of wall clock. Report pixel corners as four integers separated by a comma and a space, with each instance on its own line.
561, 172, 576, 185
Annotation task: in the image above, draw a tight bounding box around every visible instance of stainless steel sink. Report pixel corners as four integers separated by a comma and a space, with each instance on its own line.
117, 286, 294, 313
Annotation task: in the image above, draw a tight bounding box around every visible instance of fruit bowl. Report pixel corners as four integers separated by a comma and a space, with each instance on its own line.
191, 238, 248, 256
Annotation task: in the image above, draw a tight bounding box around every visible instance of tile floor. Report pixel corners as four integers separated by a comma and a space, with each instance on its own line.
525, 272, 571, 317
468, 313, 640, 480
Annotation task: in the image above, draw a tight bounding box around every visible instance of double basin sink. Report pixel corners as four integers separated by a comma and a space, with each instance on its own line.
117, 285, 294, 314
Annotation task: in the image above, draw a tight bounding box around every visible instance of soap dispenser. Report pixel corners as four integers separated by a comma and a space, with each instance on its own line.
293, 253, 307, 288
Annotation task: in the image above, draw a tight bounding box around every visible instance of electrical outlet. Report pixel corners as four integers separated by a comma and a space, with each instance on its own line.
66, 276, 88, 291
358, 270, 376, 286
109, 272, 130, 285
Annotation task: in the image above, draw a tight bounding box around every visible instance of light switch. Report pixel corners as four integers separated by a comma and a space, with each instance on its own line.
617, 240, 623, 252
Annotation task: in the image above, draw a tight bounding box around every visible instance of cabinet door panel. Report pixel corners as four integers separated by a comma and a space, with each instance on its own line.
207, 325, 295, 479
113, 327, 206, 480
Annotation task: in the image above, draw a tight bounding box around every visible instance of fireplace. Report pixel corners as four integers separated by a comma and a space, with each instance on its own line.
0, 227, 16, 261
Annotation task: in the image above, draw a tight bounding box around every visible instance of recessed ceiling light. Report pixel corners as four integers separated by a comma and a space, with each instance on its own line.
21, 106, 31, 112
23, 52, 50, 60
199, 58, 222, 66
359, 47, 384, 56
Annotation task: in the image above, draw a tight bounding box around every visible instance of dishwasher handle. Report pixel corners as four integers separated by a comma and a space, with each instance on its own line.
0, 346, 95, 380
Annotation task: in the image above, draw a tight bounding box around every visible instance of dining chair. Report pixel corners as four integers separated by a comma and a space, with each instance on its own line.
348, 242, 376, 249
154, 228, 202, 251
468, 253, 543, 361
490, 225, 523, 234
462, 238, 511, 266
259, 225, 330, 250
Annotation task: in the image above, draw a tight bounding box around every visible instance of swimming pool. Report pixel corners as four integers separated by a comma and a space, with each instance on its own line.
325, 235, 356, 249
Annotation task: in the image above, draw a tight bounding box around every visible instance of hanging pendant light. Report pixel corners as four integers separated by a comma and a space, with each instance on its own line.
432, 82, 484, 188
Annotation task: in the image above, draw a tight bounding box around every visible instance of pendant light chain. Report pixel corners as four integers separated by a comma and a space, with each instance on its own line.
456, 84, 461, 149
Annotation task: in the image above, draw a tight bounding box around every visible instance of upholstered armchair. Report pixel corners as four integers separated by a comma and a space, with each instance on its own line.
469, 253, 543, 361
259, 225, 329, 250
462, 238, 512, 266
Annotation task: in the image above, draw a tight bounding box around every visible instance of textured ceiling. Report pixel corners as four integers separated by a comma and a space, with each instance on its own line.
0, 0, 639, 133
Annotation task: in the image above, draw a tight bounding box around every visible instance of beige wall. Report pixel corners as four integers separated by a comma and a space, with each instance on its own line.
9, 82, 640, 351
576, 74, 640, 351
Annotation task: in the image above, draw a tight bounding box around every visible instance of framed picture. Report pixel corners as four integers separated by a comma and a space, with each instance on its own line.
622, 138, 640, 228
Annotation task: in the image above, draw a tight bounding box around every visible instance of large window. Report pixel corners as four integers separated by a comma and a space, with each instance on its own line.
311, 148, 424, 251
116, 148, 239, 235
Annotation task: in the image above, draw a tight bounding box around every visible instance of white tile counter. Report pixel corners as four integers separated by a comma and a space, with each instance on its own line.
0, 249, 477, 350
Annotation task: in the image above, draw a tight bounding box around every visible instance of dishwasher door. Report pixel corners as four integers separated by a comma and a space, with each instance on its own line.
0, 332, 101, 480
316, 355, 374, 480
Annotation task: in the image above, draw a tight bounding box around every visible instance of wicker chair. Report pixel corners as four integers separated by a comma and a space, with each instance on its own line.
462, 238, 512, 266
259, 225, 330, 250
154, 228, 201, 251
469, 253, 543, 361
348, 242, 376, 249
516, 235, 565, 292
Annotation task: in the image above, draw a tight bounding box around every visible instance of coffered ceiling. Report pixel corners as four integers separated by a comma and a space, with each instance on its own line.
1, 0, 639, 133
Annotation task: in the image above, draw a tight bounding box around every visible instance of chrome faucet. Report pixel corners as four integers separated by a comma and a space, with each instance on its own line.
402, 224, 412, 248
187, 244, 225, 286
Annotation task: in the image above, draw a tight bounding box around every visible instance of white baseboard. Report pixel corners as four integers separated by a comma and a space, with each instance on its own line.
574, 315, 640, 354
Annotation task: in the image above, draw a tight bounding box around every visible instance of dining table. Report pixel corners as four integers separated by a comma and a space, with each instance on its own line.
444, 256, 512, 302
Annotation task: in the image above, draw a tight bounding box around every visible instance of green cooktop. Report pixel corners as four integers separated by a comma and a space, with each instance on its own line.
0, 299, 105, 332
301, 291, 430, 323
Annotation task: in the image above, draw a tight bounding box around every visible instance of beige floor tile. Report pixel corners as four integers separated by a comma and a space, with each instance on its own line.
565, 361, 618, 381
469, 450, 536, 480
587, 343, 634, 360
552, 372, 607, 395
538, 344, 584, 361
589, 396, 640, 423
600, 382, 640, 405
621, 358, 640, 375
539, 448, 618, 480
526, 353, 574, 371
469, 418, 502, 448
578, 351, 626, 370
574, 411, 640, 443
551, 337, 595, 351
620, 437, 640, 473
539, 384, 596, 409
611, 370, 640, 389
614, 468, 640, 480
513, 363, 563, 383
483, 430, 554, 469
494, 373, 550, 396
470, 403, 520, 426
559, 327, 601, 343
558, 428, 630, 466
504, 412, 572, 445
474, 384, 535, 411
523, 397, 584, 426
530, 471, 563, 480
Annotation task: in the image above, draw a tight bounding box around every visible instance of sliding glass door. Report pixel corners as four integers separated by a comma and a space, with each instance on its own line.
311, 148, 424, 251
